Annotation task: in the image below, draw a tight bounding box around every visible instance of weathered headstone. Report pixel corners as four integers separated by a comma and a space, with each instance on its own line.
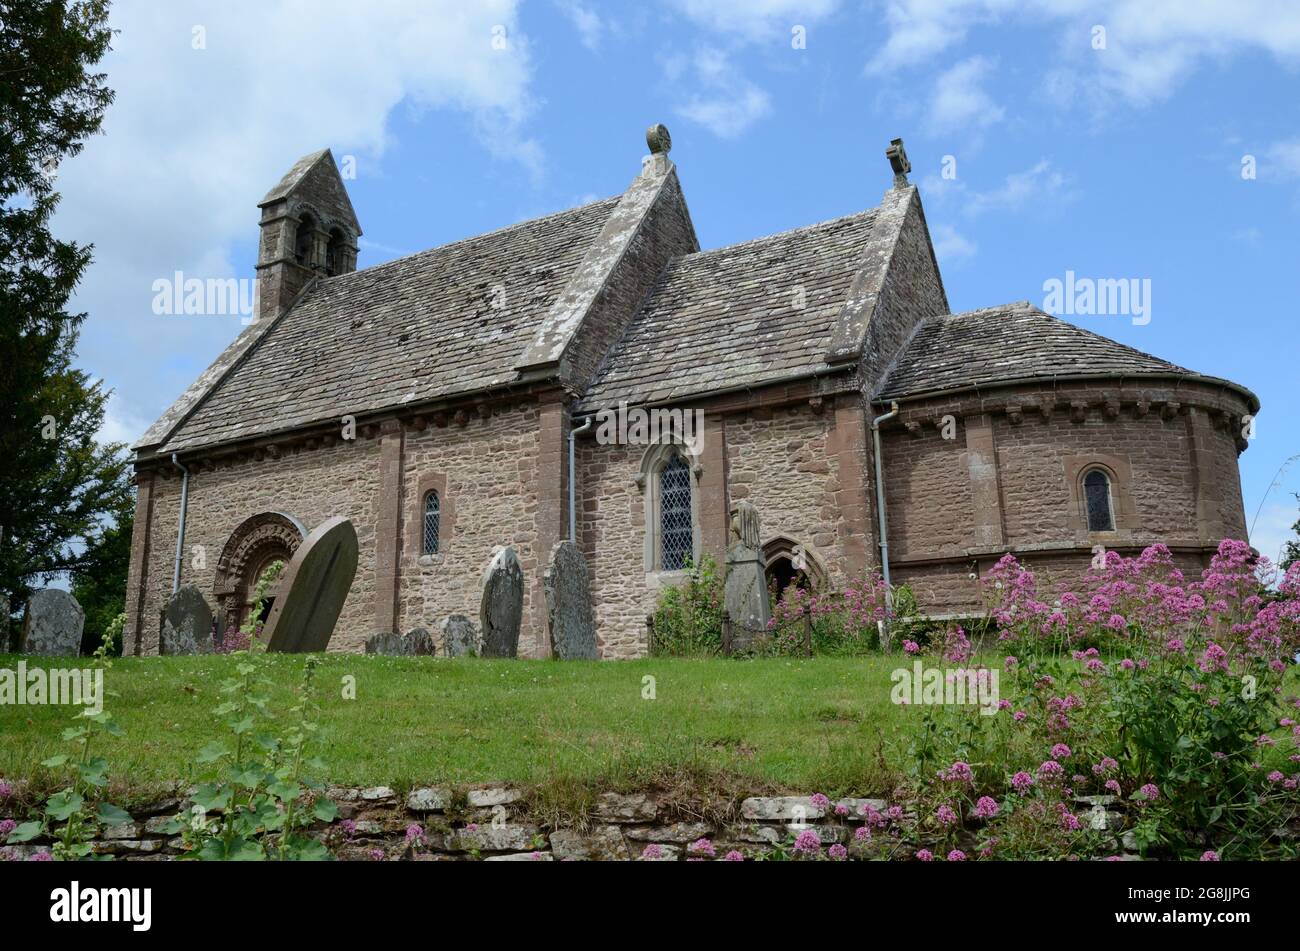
543, 540, 598, 660
479, 547, 524, 658
724, 501, 769, 636
19, 589, 85, 657
365, 627, 437, 656
159, 584, 215, 655
262, 516, 359, 653
440, 614, 479, 657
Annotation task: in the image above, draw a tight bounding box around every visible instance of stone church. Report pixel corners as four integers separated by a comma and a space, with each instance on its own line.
123, 128, 1258, 658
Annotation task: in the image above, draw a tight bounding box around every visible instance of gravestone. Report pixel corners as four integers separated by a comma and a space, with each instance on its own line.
724, 501, 770, 637
262, 516, 359, 653
160, 584, 215, 655
406, 627, 435, 656
20, 589, 85, 657
440, 614, 479, 657
479, 547, 524, 658
543, 540, 598, 660
365, 627, 435, 657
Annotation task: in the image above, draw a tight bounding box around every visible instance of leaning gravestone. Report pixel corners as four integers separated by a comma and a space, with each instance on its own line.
262, 516, 359, 653
20, 589, 85, 657
543, 540, 598, 660
724, 500, 770, 640
440, 614, 479, 657
479, 547, 524, 658
160, 584, 215, 655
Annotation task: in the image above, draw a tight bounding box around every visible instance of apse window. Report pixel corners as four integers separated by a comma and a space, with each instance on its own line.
1083, 469, 1115, 532
422, 489, 441, 554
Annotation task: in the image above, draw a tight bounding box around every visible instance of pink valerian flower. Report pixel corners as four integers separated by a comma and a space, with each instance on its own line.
941, 761, 974, 784
1051, 743, 1072, 760
974, 797, 999, 819
1004, 655, 1019, 669
834, 803, 849, 817
368, 848, 385, 861
1092, 756, 1119, 775
0, 780, 11, 799
1013, 710, 1027, 722
1201, 851, 1220, 861
809, 793, 830, 810
886, 805, 904, 822
1037, 760, 1065, 783
1059, 811, 1082, 831
935, 804, 958, 825
915, 849, 934, 862
1011, 771, 1035, 794
1198, 642, 1230, 674
903, 639, 920, 655
1104, 779, 1121, 795
853, 826, 871, 842
339, 818, 357, 839
28, 851, 52, 861
641, 844, 664, 860
828, 844, 848, 861
942, 627, 973, 664
0, 819, 15, 839
1137, 783, 1160, 803
465, 822, 479, 832
792, 829, 821, 854
687, 838, 716, 857
405, 823, 427, 845
724, 850, 745, 862
1267, 770, 1285, 783
946, 849, 967, 861
1119, 658, 1136, 670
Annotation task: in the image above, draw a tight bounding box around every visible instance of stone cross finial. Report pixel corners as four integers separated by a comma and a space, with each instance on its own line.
886, 137, 910, 187
646, 123, 672, 155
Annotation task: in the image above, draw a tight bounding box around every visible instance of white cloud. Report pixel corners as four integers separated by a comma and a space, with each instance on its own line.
55, 0, 537, 448
927, 158, 1076, 217
1263, 138, 1300, 181
555, 0, 603, 50
1250, 501, 1299, 571
929, 56, 1005, 133
670, 0, 840, 42
869, 1, 1300, 106
674, 48, 772, 138
932, 223, 978, 260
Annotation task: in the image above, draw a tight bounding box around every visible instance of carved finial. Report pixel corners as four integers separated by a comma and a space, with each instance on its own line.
886, 137, 910, 187
646, 123, 672, 155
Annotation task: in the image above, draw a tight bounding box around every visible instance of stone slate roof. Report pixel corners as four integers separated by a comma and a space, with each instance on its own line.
875, 301, 1199, 400
578, 209, 879, 410
159, 196, 620, 452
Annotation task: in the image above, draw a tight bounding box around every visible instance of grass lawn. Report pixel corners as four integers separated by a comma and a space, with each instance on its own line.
0, 653, 985, 813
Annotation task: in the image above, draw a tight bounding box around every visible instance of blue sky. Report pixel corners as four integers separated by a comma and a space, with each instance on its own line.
56, 1, 1299, 562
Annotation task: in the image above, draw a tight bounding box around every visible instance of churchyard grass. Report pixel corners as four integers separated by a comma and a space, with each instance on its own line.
1, 653, 1001, 806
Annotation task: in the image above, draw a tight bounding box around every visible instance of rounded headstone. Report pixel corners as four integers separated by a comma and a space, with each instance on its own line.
364, 631, 406, 656
479, 547, 524, 658
262, 516, 359, 653
160, 584, 215, 655
440, 614, 479, 658
406, 627, 435, 656
20, 589, 85, 657
544, 540, 598, 660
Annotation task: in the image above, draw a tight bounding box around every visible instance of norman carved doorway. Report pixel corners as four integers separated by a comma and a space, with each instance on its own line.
213, 512, 306, 633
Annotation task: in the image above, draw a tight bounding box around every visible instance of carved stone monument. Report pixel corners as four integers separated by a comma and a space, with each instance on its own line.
20, 589, 85, 657
543, 540, 598, 660
724, 501, 769, 635
160, 584, 216, 655
479, 546, 524, 658
364, 627, 435, 656
262, 516, 359, 653
440, 614, 479, 657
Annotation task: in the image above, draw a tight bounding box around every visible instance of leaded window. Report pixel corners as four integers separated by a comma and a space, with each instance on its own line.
1084, 469, 1114, 532
422, 490, 441, 554
659, 453, 693, 571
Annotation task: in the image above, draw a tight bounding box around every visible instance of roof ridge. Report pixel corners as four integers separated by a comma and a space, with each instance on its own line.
319, 194, 622, 289
677, 206, 879, 263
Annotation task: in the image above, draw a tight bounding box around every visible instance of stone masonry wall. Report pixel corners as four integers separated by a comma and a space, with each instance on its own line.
137, 436, 383, 655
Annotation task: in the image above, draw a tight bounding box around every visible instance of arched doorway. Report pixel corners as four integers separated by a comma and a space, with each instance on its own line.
213, 512, 306, 633
762, 536, 828, 599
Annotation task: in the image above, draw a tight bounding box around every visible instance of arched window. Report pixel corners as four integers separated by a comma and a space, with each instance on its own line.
294, 213, 316, 267
1083, 469, 1114, 532
422, 490, 441, 555
659, 452, 693, 570
326, 227, 346, 276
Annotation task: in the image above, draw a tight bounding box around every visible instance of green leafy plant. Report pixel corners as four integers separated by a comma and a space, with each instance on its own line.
649, 556, 724, 656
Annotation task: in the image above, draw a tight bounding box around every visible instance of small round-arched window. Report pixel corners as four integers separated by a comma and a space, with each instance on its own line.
1083, 469, 1114, 532
422, 490, 441, 555
294, 213, 316, 266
